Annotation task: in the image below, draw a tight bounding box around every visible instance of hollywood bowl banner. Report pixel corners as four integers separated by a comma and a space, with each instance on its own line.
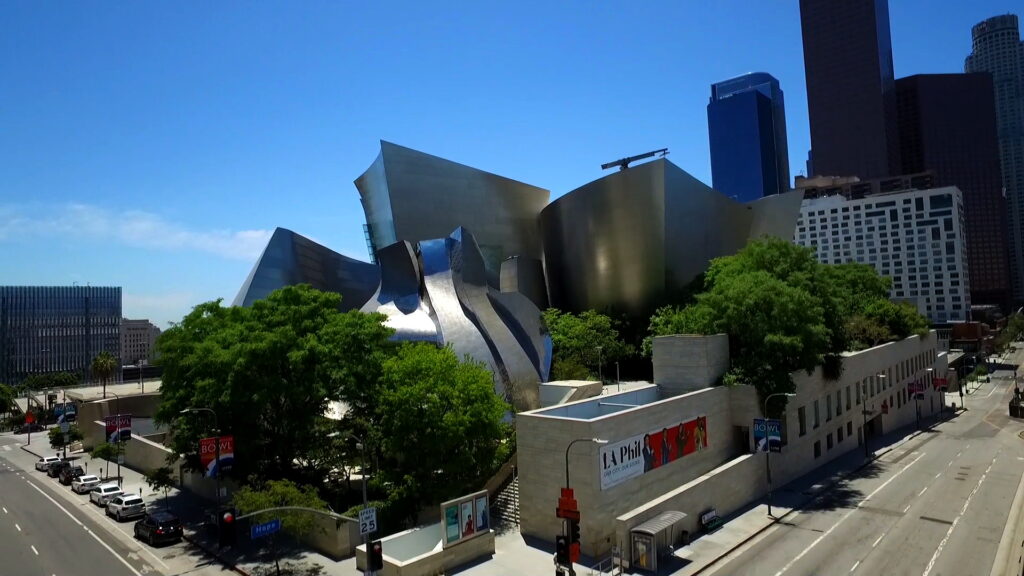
199, 436, 235, 478
599, 415, 708, 490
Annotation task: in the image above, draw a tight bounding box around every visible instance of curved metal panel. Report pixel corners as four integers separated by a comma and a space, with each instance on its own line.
361, 241, 439, 344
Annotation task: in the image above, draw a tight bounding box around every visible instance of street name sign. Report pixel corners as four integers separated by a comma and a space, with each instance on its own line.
251, 518, 282, 539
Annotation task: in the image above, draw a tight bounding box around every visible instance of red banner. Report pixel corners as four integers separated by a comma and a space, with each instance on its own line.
104, 415, 132, 442
199, 436, 235, 477
933, 377, 948, 389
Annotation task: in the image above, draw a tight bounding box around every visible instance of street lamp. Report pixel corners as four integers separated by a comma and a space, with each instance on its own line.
329, 431, 371, 576
565, 437, 608, 490
181, 407, 221, 503
109, 392, 122, 487
763, 392, 795, 517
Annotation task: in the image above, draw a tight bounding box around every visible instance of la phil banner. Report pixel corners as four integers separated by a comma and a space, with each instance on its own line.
599, 415, 708, 490
104, 415, 132, 443
199, 436, 235, 478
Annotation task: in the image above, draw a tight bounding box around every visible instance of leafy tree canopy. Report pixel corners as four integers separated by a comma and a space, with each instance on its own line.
233, 478, 327, 539
375, 343, 510, 520
0, 383, 15, 414
49, 424, 83, 450
154, 284, 396, 483
647, 238, 929, 406
543, 308, 633, 381
23, 372, 80, 391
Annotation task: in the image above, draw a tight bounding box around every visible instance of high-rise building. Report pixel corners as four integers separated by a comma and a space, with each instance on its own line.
707, 72, 790, 200
794, 187, 970, 324
965, 14, 1024, 303
120, 318, 161, 366
0, 286, 122, 387
896, 73, 1012, 311
799, 0, 901, 179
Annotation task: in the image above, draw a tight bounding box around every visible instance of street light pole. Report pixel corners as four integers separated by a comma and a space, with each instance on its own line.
562, 437, 607, 574
346, 433, 370, 576
763, 392, 795, 517
616, 362, 621, 393
109, 392, 122, 487
182, 407, 220, 504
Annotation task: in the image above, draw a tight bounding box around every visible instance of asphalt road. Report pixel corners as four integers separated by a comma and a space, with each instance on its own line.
0, 442, 150, 576
705, 352, 1024, 576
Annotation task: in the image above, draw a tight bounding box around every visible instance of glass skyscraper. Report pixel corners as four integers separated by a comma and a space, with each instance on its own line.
965, 14, 1024, 303
0, 286, 122, 387
707, 72, 790, 201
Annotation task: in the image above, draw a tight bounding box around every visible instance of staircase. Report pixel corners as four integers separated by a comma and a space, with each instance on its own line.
492, 475, 519, 526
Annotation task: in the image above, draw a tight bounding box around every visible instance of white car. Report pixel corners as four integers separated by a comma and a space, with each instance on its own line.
106, 495, 145, 521
35, 456, 61, 471
89, 483, 122, 506
72, 474, 101, 494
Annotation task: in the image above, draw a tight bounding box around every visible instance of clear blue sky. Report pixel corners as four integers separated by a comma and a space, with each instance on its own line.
1, 1, 1019, 328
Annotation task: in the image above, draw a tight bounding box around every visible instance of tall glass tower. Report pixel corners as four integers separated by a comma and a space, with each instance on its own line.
707, 72, 790, 201
965, 14, 1024, 303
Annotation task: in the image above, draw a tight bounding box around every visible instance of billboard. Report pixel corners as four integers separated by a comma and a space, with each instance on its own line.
599, 415, 708, 491
753, 419, 782, 453
440, 490, 489, 548
199, 436, 235, 478
104, 415, 132, 443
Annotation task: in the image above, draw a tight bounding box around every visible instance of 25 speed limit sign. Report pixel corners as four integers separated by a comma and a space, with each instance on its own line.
359, 507, 378, 536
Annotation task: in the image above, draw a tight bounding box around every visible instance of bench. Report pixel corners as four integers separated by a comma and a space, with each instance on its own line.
700, 509, 723, 533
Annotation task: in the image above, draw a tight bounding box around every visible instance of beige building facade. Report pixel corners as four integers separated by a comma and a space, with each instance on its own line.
517, 332, 945, 566
120, 318, 161, 365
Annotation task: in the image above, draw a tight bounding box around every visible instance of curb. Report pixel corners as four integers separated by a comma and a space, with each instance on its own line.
20, 444, 44, 458
182, 532, 253, 576
690, 429, 923, 575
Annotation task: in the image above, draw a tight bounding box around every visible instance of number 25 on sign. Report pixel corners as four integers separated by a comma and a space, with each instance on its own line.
359, 507, 378, 536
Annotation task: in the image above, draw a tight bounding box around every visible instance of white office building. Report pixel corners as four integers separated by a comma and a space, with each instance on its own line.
794, 186, 970, 323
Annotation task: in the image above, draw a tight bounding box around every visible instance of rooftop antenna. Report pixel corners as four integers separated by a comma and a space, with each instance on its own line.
600, 148, 669, 171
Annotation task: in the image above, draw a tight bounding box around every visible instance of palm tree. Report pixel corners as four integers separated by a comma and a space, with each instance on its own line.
91, 351, 117, 399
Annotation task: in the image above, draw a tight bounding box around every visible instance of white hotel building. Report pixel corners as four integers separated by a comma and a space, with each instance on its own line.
793, 186, 970, 323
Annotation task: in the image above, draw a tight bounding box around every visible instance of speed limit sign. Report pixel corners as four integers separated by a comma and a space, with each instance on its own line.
359, 507, 378, 536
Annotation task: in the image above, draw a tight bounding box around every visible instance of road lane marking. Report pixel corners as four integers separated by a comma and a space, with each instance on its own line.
850, 560, 860, 572
773, 452, 926, 576
2, 507, 6, 513
15, 523, 21, 531
919, 486, 929, 496
31, 545, 38, 555
922, 454, 998, 576
904, 505, 911, 513
873, 534, 884, 547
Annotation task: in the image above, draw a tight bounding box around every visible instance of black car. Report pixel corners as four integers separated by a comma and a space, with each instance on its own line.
48, 460, 71, 478
134, 511, 184, 546
14, 423, 44, 434
59, 465, 85, 485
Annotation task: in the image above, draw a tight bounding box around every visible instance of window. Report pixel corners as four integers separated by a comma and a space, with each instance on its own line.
826, 396, 833, 422
838, 426, 844, 443
836, 391, 842, 416
856, 383, 862, 405
827, 433, 833, 450
846, 386, 851, 410
847, 421, 853, 437
814, 441, 821, 459
798, 406, 807, 437
814, 400, 820, 428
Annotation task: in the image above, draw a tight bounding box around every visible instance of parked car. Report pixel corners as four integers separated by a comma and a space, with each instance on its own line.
48, 460, 71, 478
72, 475, 101, 494
134, 511, 183, 546
107, 495, 146, 521
89, 483, 123, 506
15, 423, 44, 434
59, 465, 85, 485
34, 456, 61, 471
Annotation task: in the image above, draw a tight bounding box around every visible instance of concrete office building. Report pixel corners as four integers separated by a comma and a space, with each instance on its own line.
707, 72, 790, 200
799, 0, 900, 179
965, 14, 1024, 303
896, 73, 1012, 311
0, 286, 122, 387
120, 319, 161, 366
518, 332, 944, 567
794, 187, 971, 323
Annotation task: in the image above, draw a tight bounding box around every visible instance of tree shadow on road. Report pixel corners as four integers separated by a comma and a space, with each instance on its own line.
784, 459, 886, 513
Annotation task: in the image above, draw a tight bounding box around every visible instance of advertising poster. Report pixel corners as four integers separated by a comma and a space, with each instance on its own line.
199, 436, 235, 478
104, 415, 132, 443
600, 415, 708, 490
475, 496, 488, 531
461, 501, 475, 536
632, 532, 656, 572
444, 505, 461, 545
754, 419, 782, 453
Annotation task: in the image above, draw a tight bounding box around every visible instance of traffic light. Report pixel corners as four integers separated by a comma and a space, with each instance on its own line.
555, 534, 569, 565
368, 539, 384, 571
218, 509, 236, 547
569, 520, 581, 544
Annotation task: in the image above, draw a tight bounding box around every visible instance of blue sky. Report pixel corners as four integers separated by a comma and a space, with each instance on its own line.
1, 1, 1019, 328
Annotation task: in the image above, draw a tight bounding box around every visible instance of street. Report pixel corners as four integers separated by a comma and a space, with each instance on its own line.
0, 437, 153, 576
704, 352, 1024, 576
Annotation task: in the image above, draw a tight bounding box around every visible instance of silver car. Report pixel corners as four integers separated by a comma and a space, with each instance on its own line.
89, 483, 122, 506
107, 495, 145, 521
72, 474, 101, 494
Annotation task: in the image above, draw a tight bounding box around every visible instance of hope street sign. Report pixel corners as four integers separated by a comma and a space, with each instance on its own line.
250, 518, 282, 539
359, 507, 378, 536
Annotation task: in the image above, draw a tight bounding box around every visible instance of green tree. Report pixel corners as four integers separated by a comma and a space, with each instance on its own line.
233, 479, 328, 576
995, 314, 1024, 352
145, 466, 177, 509
0, 383, 14, 416
374, 343, 510, 523
48, 424, 83, 450
91, 442, 117, 479
91, 351, 118, 399
543, 308, 633, 381
154, 285, 395, 483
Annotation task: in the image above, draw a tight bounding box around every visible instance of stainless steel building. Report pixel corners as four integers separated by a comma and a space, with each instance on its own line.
0, 286, 122, 387
355, 141, 550, 276
540, 159, 805, 317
